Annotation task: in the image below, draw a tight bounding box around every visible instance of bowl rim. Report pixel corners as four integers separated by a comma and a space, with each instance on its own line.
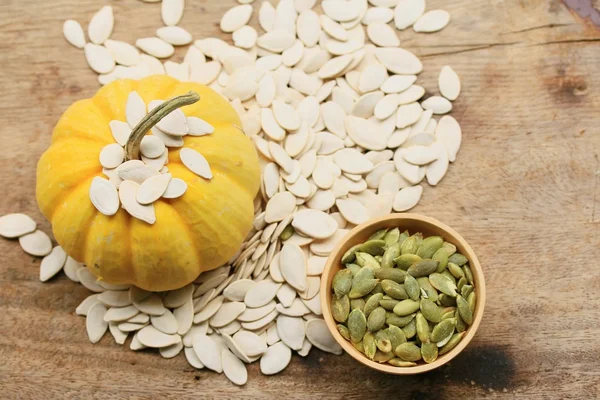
320, 213, 486, 375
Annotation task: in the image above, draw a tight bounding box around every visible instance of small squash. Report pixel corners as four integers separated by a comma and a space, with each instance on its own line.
36, 75, 260, 291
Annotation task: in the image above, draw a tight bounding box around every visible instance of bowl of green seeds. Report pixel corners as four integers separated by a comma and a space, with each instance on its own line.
320, 213, 486, 375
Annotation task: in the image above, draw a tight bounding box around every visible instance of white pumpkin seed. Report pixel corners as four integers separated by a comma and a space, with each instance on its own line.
260, 341, 292, 375
435, 115, 462, 162
138, 325, 181, 348
305, 319, 343, 354
422, 96, 453, 114
136, 37, 175, 58
210, 302, 247, 328
257, 29, 296, 53
119, 180, 156, 224
109, 321, 129, 345
76, 294, 100, 316
367, 22, 399, 47
104, 40, 141, 66
151, 309, 179, 334
156, 26, 193, 46
265, 191, 296, 223
393, 185, 423, 211
309, 229, 349, 257
297, 10, 321, 47
276, 284, 297, 308
98, 290, 132, 308
414, 9, 451, 33
161, 0, 185, 26
317, 54, 353, 79
399, 145, 439, 165
426, 142, 450, 186
160, 341, 184, 358
136, 173, 171, 205
275, 297, 310, 317
39, 246, 67, 282
224, 279, 256, 302
86, 303, 109, 343
272, 99, 301, 131
162, 178, 187, 199
276, 315, 305, 350
185, 346, 205, 368
394, 0, 425, 30
88, 6, 113, 45
63, 257, 82, 282
63, 20, 85, 49
362, 6, 394, 24
182, 322, 209, 347
291, 209, 337, 239
393, 86, 424, 107
194, 295, 225, 323
84, 43, 115, 74
180, 148, 212, 179
279, 244, 307, 291
438, 66, 461, 101
134, 293, 166, 316
193, 335, 223, 373
222, 348, 248, 385
244, 280, 282, 308
322, 0, 360, 22
19, 230, 52, 257
396, 102, 423, 129
0, 213, 36, 238
334, 148, 374, 174
345, 116, 387, 150
233, 330, 268, 356
241, 308, 279, 330
105, 304, 139, 322
336, 199, 370, 225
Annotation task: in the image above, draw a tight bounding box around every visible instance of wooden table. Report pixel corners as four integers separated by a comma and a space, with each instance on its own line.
1, 0, 599, 398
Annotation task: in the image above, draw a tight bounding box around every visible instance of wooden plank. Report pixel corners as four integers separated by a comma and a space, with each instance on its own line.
0, 0, 599, 398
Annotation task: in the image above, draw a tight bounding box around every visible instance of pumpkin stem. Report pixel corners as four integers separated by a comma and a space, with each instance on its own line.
125, 91, 201, 161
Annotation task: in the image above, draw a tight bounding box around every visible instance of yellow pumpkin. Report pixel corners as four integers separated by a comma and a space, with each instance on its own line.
36, 75, 260, 291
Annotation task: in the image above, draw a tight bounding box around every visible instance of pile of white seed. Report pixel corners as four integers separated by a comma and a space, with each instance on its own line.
1, 0, 465, 387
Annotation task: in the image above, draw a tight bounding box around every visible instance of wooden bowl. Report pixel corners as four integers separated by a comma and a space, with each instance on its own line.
320, 213, 486, 375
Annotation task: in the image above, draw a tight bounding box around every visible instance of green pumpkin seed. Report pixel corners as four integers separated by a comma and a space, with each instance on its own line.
441, 242, 456, 256
448, 262, 465, 279
437, 294, 456, 307
381, 243, 401, 269
400, 236, 418, 255
388, 359, 417, 367
463, 265, 474, 285
383, 228, 400, 246
386, 312, 415, 328
404, 275, 420, 301
348, 308, 367, 343
349, 267, 377, 299
448, 253, 468, 266
430, 318, 456, 343
349, 278, 379, 299
394, 342, 422, 362
374, 330, 392, 353
420, 288, 429, 299
374, 267, 407, 283
456, 277, 467, 292
416, 236, 443, 259
380, 297, 400, 311
346, 263, 361, 276
367, 307, 386, 332
438, 332, 465, 355
363, 293, 384, 316
394, 254, 422, 270
461, 284, 473, 298
421, 342, 438, 363
415, 312, 430, 344
280, 224, 294, 241
420, 299, 444, 323
332, 294, 350, 323
441, 307, 456, 320
352, 340, 364, 354
373, 350, 395, 363
341, 244, 361, 264
375, 255, 383, 263
398, 230, 410, 245
369, 229, 388, 241
429, 273, 458, 297
358, 240, 387, 256
433, 248, 449, 273
381, 279, 408, 300
370, 282, 384, 295
350, 298, 365, 312
402, 318, 417, 339
393, 299, 420, 316
386, 325, 407, 350
417, 277, 438, 302
468, 292, 476, 314
441, 270, 457, 284
332, 269, 353, 298
337, 324, 350, 340
407, 259, 439, 278
413, 232, 423, 245
355, 252, 381, 269
363, 332, 377, 360
455, 309, 466, 332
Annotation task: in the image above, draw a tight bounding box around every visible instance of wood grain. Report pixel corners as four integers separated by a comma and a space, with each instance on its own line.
0, 0, 599, 399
